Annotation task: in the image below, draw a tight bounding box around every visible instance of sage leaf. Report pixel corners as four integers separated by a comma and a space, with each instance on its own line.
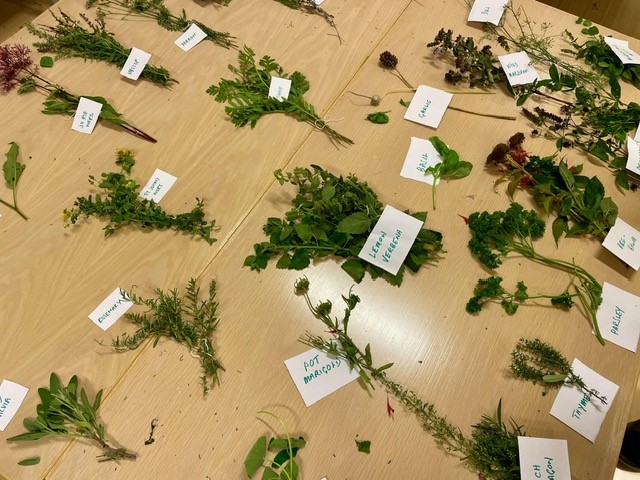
245, 436, 267, 477
18, 457, 40, 466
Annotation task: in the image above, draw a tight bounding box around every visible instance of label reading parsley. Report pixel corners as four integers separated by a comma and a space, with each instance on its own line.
0, 380, 29, 431
467, 0, 507, 25
597, 282, 640, 352
71, 97, 102, 135
498, 52, 539, 86
400, 137, 443, 185
268, 76, 292, 102
139, 168, 177, 203
517, 437, 571, 480
120, 47, 151, 81
403, 85, 452, 128
626, 137, 640, 175
604, 37, 640, 65
602, 217, 640, 270
88, 288, 134, 331
174, 23, 207, 52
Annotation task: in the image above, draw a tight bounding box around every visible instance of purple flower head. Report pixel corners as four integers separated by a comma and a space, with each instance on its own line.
0, 44, 33, 93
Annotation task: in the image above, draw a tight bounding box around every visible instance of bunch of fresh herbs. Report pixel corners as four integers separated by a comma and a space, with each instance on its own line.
244, 165, 444, 286
207, 46, 353, 146
426, 137, 473, 210
64, 149, 218, 243
27, 12, 176, 86
7, 373, 136, 462
114, 278, 223, 395
273, 0, 341, 43
1, 142, 28, 220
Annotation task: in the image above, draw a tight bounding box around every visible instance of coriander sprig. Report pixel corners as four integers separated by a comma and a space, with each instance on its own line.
1, 142, 28, 220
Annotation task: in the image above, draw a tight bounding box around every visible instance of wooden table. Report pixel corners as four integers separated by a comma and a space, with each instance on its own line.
1, 0, 639, 478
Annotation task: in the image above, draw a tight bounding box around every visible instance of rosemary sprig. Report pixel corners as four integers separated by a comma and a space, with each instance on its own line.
206, 46, 353, 147
27, 11, 177, 86
86, 0, 236, 49
1, 142, 28, 220
7, 373, 136, 462
114, 278, 223, 395
63, 149, 218, 243
273, 0, 341, 43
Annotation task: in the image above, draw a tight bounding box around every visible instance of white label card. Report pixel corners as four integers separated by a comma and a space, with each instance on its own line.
604, 37, 640, 65
499, 51, 539, 86
358, 205, 424, 275
174, 23, 207, 52
468, 0, 507, 25
626, 137, 640, 175
602, 217, 640, 270
403, 85, 453, 129
284, 347, 358, 407
597, 282, 640, 352
88, 288, 134, 331
120, 47, 151, 81
139, 168, 177, 203
400, 137, 443, 185
550, 359, 619, 442
313, 0, 325, 5
268, 76, 292, 102
517, 437, 571, 480
71, 97, 102, 135
0, 380, 29, 431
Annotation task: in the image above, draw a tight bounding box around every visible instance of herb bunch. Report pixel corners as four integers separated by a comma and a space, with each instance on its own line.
207, 46, 353, 146
245, 165, 444, 286
1, 142, 28, 220
86, 0, 236, 49
467, 203, 604, 344
7, 373, 136, 461
64, 149, 218, 243
114, 278, 223, 395
273, 0, 341, 43
510, 338, 607, 404
1, 44, 156, 142
295, 279, 523, 480
28, 12, 176, 86
486, 132, 618, 242
426, 137, 473, 210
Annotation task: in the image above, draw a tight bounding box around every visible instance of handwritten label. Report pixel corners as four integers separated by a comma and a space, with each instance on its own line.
517, 437, 571, 480
139, 168, 177, 203
120, 47, 151, 81
268, 76, 292, 102
88, 288, 134, 331
400, 137, 443, 185
626, 137, 640, 175
604, 37, 640, 65
174, 23, 207, 52
468, 0, 507, 25
498, 52, 539, 86
0, 380, 29, 431
71, 97, 102, 135
403, 85, 453, 129
550, 359, 619, 442
602, 217, 640, 270
597, 282, 640, 351
358, 205, 424, 275
284, 347, 358, 406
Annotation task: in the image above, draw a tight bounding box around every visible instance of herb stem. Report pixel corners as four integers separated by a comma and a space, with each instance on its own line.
448, 105, 516, 121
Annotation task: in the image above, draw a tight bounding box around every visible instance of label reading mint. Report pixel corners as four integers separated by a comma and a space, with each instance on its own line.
602, 217, 640, 270
468, 0, 507, 25
400, 137, 443, 185
71, 97, 102, 135
120, 47, 151, 81
174, 23, 207, 52
139, 168, 177, 203
403, 85, 453, 129
0, 380, 29, 431
604, 37, 640, 65
597, 282, 640, 352
358, 205, 423, 275
88, 288, 134, 331
498, 51, 539, 86
626, 137, 640, 175
517, 437, 571, 480
268, 76, 292, 102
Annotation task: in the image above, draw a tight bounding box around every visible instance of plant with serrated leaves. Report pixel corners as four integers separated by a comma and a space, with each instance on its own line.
1, 142, 28, 220
64, 149, 218, 243
244, 165, 444, 286
7, 373, 136, 461
425, 137, 472, 210
510, 338, 607, 404
28, 12, 176, 86
295, 278, 524, 480
468, 203, 604, 345
486, 133, 618, 242
206, 46, 353, 146
86, 0, 235, 49
273, 0, 341, 43
244, 411, 305, 480
113, 278, 222, 395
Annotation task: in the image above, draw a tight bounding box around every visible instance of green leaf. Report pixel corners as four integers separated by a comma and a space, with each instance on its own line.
516, 94, 530, 106
268, 437, 306, 451
336, 212, 371, 234
294, 224, 313, 242
551, 217, 567, 245
18, 457, 40, 466
39, 56, 53, 68
341, 259, 365, 283
290, 250, 310, 270
272, 447, 298, 468
583, 176, 604, 208
321, 185, 335, 201
245, 436, 267, 477
49, 373, 62, 394
543, 374, 568, 383
549, 64, 560, 83
276, 253, 292, 269
355, 439, 371, 454
609, 73, 621, 100
3, 142, 24, 189
261, 468, 279, 480
399, 99, 410, 107
278, 459, 299, 480
558, 162, 575, 188
366, 111, 390, 124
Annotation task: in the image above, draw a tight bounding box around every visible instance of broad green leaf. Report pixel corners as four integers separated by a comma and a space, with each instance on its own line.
49, 373, 62, 394
321, 185, 335, 201
341, 259, 365, 283
428, 136, 449, 158
336, 212, 371, 234
365, 111, 390, 124
268, 437, 306, 451
615, 170, 630, 190
549, 64, 560, 83
18, 457, 40, 466
276, 253, 292, 269
583, 176, 604, 208
551, 217, 568, 245
355, 439, 371, 454
294, 224, 313, 242
516, 94, 530, 106
261, 468, 279, 480
3, 142, 24, 189
558, 162, 575, 188
278, 459, 299, 480
609, 74, 621, 100
244, 436, 267, 477
40, 56, 53, 68
290, 250, 310, 270
272, 447, 298, 468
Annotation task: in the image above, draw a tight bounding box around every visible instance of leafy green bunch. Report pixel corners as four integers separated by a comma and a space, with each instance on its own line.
207, 46, 353, 146
86, 0, 236, 49
114, 278, 223, 395
64, 149, 218, 243
28, 12, 176, 86
295, 279, 524, 480
7, 373, 136, 461
467, 203, 604, 344
486, 132, 618, 241
1, 142, 28, 220
426, 137, 472, 210
245, 165, 444, 286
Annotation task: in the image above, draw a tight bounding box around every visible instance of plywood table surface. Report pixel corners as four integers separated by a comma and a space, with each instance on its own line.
0, 0, 639, 479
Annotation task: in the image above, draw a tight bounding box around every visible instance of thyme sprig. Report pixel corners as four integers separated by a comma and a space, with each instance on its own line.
114, 278, 223, 395
27, 12, 176, 86
7, 373, 136, 462
295, 279, 524, 480
1, 142, 28, 220
207, 46, 353, 146
273, 0, 341, 43
86, 0, 236, 49
63, 149, 218, 243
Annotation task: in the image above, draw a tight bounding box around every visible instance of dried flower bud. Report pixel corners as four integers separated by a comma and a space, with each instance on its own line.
379, 51, 398, 69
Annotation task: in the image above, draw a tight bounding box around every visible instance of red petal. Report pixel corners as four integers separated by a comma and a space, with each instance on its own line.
386, 394, 395, 419
458, 214, 469, 225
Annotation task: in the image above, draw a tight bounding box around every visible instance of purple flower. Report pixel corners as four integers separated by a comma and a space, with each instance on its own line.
0, 44, 33, 93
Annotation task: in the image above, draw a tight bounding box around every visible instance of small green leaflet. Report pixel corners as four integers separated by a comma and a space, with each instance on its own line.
336, 212, 372, 234
366, 111, 390, 124
424, 137, 472, 209
3, 142, 25, 189
18, 457, 41, 466
245, 436, 267, 477
399, 99, 410, 107
40, 56, 54, 68
355, 439, 371, 454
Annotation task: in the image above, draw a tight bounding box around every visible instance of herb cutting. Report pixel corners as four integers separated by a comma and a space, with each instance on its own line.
1, 142, 28, 220
425, 137, 473, 210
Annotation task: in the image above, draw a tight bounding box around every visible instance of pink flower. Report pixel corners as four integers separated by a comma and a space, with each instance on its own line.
0, 44, 33, 93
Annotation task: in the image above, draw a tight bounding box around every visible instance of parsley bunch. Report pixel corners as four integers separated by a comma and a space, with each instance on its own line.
245, 165, 444, 286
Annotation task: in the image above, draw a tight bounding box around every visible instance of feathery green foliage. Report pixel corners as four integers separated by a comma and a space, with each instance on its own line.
1, 142, 28, 220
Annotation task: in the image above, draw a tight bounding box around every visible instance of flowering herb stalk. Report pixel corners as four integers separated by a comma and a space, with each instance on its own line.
1, 142, 28, 220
